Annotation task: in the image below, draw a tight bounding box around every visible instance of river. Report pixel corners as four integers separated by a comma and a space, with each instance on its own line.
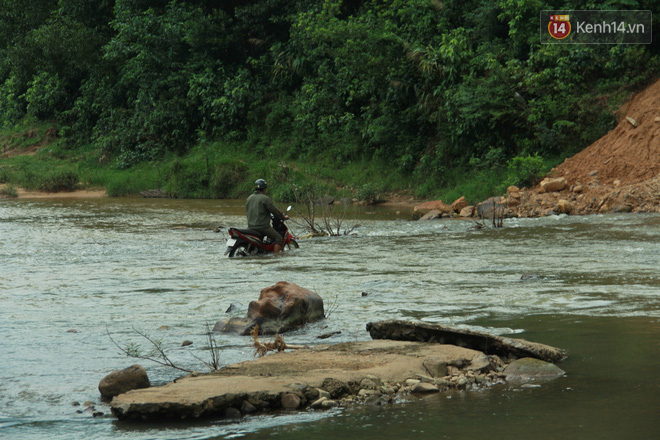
0, 198, 658, 439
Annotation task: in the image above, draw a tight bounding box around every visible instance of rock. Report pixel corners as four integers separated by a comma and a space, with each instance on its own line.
612, 204, 633, 213
411, 382, 439, 393
476, 197, 504, 219
214, 281, 325, 335
626, 116, 638, 127
320, 399, 337, 409
316, 388, 331, 400
467, 354, 492, 372
321, 378, 350, 399
140, 189, 171, 198
423, 358, 448, 378
317, 331, 341, 339
224, 407, 242, 418
360, 378, 379, 390
507, 192, 521, 207
182, 340, 193, 347
366, 320, 567, 363
540, 177, 567, 193
241, 400, 257, 414
419, 209, 444, 220
413, 200, 452, 220
451, 196, 468, 213
572, 184, 583, 193
315, 195, 335, 205
503, 357, 565, 380
557, 199, 573, 214
281, 393, 301, 409
459, 206, 474, 217
98, 364, 150, 401
507, 186, 520, 194
225, 302, 244, 314
310, 397, 328, 409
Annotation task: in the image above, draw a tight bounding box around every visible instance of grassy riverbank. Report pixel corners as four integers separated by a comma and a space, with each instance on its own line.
0, 121, 562, 204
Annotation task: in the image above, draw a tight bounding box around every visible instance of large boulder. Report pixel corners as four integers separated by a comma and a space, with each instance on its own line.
503, 357, 565, 381
413, 200, 452, 220
99, 364, 150, 401
451, 196, 468, 213
475, 196, 505, 219
540, 177, 567, 193
215, 281, 324, 335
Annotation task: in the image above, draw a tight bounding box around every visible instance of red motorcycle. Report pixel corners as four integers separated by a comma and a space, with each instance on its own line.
225, 207, 299, 257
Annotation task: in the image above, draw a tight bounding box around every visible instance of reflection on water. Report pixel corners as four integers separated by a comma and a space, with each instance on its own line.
0, 198, 658, 440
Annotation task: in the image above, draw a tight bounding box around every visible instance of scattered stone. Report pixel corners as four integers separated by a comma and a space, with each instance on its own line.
413, 200, 452, 220
405, 379, 421, 387
241, 400, 257, 414
158, 325, 169, 330
451, 196, 468, 213
557, 199, 573, 214
140, 189, 170, 198
626, 116, 638, 127
419, 209, 444, 220
503, 357, 565, 380
224, 407, 242, 418
315, 195, 335, 205
321, 378, 350, 399
412, 382, 439, 393
360, 378, 379, 390
281, 393, 301, 409
612, 204, 633, 213
320, 399, 337, 409
459, 206, 474, 217
310, 397, 327, 409
540, 177, 567, 193
66, 329, 78, 333
423, 358, 448, 378
316, 388, 331, 400
98, 364, 150, 401
182, 340, 193, 347
92, 411, 105, 417
317, 331, 342, 339
361, 292, 370, 297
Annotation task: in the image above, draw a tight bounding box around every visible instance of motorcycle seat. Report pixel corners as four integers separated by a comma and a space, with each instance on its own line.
230, 227, 265, 238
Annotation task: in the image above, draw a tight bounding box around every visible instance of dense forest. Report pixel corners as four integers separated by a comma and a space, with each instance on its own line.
1, 0, 659, 201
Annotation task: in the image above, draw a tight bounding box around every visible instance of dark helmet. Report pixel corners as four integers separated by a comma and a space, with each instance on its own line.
254, 179, 268, 191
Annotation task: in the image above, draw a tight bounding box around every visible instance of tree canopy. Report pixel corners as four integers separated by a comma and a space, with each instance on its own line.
1, 0, 658, 187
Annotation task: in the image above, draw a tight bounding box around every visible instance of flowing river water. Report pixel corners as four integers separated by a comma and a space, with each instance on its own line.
1, 198, 658, 440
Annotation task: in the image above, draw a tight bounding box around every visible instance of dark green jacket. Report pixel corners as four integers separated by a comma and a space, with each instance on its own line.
246, 192, 285, 228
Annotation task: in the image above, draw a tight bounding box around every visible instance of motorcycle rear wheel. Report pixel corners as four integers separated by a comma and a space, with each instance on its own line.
229, 243, 258, 257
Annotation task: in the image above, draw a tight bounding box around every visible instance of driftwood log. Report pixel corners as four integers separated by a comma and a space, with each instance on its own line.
366, 320, 566, 363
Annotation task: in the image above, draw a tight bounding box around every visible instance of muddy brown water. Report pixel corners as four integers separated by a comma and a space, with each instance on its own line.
0, 198, 658, 439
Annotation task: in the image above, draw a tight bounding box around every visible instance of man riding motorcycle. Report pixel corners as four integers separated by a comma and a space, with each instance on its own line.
246, 179, 289, 254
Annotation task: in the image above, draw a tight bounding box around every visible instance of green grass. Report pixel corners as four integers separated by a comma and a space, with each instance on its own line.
0, 123, 532, 204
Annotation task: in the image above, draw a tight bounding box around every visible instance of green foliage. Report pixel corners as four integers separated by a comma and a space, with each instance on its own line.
0, 0, 659, 201
39, 170, 78, 192
357, 183, 386, 205
0, 183, 18, 198
505, 154, 546, 189
210, 160, 249, 199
